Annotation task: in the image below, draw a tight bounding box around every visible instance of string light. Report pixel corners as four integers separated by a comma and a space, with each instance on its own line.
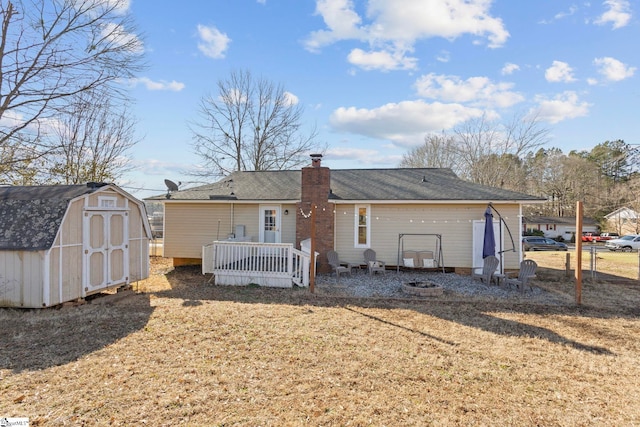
318, 207, 516, 224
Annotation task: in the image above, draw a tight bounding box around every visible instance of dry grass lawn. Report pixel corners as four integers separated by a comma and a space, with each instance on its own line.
1, 253, 639, 426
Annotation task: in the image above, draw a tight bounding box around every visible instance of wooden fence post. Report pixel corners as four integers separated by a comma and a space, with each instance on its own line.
575, 201, 583, 305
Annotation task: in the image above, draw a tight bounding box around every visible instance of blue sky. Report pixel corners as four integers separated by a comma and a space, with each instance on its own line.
122, 0, 638, 199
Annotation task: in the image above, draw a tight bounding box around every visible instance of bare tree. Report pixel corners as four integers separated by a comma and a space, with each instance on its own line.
399, 133, 461, 173
454, 111, 550, 186
44, 90, 137, 184
0, 0, 144, 165
191, 69, 323, 177
0, 139, 40, 184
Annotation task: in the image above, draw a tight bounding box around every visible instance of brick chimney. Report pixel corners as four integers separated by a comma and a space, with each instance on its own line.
296, 154, 334, 273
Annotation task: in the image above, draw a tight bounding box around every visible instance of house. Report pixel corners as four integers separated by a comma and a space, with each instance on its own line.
523, 216, 599, 240
149, 155, 544, 280
0, 183, 152, 308
604, 207, 639, 235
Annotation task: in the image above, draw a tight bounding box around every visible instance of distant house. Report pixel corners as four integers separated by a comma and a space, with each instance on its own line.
148, 155, 544, 279
604, 207, 639, 235
0, 183, 152, 308
523, 216, 599, 240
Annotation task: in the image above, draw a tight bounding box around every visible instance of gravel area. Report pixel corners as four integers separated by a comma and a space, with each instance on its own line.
314, 269, 569, 305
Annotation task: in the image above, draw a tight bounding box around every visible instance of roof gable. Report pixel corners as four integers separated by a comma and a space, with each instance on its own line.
604, 207, 639, 220
0, 184, 104, 250
150, 168, 543, 203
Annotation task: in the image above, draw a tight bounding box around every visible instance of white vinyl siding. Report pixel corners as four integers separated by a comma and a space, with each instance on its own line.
164, 203, 233, 259
164, 202, 298, 259
335, 203, 522, 270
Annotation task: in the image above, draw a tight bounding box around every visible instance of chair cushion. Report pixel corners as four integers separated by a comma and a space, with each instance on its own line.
403, 258, 414, 267
423, 259, 435, 268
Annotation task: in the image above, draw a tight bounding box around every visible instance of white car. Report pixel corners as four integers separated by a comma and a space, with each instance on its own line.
605, 235, 640, 252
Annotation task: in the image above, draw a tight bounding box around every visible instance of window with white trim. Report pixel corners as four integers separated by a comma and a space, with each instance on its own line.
355, 205, 370, 248
98, 196, 117, 208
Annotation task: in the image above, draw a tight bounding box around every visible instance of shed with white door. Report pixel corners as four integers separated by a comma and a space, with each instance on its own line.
0, 183, 152, 308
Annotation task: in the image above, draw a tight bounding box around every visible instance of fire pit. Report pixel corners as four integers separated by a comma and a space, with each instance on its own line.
402, 281, 444, 297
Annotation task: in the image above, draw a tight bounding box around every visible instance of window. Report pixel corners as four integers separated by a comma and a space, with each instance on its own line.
355, 205, 370, 248
264, 209, 276, 232
98, 196, 117, 208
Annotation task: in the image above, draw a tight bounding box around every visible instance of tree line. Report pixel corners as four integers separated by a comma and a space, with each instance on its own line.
401, 129, 639, 222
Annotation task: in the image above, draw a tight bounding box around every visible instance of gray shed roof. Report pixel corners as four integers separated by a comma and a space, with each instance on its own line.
148, 168, 544, 203
0, 184, 105, 250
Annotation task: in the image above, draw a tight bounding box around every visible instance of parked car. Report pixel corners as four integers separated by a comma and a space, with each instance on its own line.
581, 232, 600, 242
595, 232, 620, 242
522, 236, 568, 251
605, 235, 640, 252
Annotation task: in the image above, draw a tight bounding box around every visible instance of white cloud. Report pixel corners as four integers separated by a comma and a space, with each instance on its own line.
347, 48, 417, 71
304, 0, 509, 72
554, 5, 578, 20
0, 110, 24, 128
329, 100, 485, 147
593, 56, 636, 81
324, 146, 397, 165
102, 22, 144, 54
283, 91, 299, 106
414, 73, 524, 108
304, 0, 366, 52
501, 63, 520, 75
594, 0, 631, 29
94, 0, 131, 14
127, 77, 185, 91
545, 61, 577, 83
197, 24, 231, 59
436, 50, 450, 63
533, 91, 591, 124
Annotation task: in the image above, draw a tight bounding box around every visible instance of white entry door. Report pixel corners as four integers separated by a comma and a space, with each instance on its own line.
259, 206, 281, 243
84, 210, 129, 294
472, 220, 503, 272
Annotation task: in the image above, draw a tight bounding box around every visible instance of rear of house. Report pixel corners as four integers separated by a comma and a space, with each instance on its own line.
149, 156, 543, 278
0, 184, 151, 308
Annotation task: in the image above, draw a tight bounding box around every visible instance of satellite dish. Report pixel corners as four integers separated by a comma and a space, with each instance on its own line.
164, 179, 181, 199
164, 179, 180, 192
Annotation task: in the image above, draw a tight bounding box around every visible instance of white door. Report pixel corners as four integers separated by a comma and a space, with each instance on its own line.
84, 210, 129, 294
472, 220, 503, 272
259, 206, 281, 243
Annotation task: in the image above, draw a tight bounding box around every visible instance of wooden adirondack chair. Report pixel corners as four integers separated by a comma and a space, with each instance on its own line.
505, 259, 538, 292
327, 250, 354, 280
363, 249, 386, 275
471, 255, 500, 285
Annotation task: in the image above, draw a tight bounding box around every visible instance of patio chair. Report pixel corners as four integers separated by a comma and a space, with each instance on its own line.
471, 255, 500, 285
505, 259, 537, 292
364, 249, 386, 275
327, 250, 354, 280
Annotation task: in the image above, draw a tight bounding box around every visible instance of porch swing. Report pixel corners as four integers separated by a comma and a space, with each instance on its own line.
396, 233, 445, 273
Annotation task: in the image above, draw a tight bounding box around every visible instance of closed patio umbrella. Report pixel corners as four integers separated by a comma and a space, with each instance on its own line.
483, 206, 496, 259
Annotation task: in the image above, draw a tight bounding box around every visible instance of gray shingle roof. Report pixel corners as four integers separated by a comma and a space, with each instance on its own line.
148, 168, 543, 203
0, 184, 103, 250
523, 216, 598, 226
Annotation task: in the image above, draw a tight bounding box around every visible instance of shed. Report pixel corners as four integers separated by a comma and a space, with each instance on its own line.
0, 183, 152, 308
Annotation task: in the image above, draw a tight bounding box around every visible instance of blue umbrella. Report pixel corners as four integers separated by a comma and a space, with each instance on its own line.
483, 206, 496, 259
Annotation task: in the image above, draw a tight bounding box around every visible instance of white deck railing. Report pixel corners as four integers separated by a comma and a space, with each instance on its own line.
202, 241, 313, 288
